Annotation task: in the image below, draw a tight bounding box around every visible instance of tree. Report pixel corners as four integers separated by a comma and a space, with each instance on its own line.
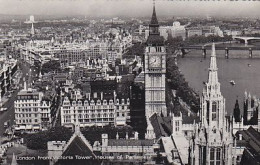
41, 60, 61, 74
24, 126, 73, 150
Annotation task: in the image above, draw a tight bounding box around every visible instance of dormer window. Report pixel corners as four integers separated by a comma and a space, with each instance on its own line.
109, 100, 113, 104
84, 101, 89, 106
78, 101, 82, 106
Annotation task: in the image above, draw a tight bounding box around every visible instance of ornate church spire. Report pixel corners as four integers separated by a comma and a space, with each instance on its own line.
208, 43, 219, 86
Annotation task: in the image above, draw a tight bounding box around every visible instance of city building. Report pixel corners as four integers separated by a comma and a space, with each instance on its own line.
60, 89, 130, 128
159, 26, 169, 40
187, 28, 203, 37
144, 4, 167, 121
170, 21, 186, 40
93, 133, 158, 165
14, 82, 54, 132
19, 32, 132, 66
189, 43, 235, 165
0, 59, 17, 100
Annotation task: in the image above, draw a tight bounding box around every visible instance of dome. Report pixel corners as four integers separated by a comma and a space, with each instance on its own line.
173, 21, 181, 27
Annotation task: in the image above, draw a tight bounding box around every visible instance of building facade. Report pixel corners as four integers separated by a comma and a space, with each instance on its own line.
14, 85, 52, 132
60, 90, 130, 128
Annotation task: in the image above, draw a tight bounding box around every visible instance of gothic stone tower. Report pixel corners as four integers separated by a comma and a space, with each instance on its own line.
190, 43, 234, 165
145, 3, 167, 120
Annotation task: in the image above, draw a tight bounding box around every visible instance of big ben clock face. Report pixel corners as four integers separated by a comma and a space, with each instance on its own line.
149, 55, 161, 68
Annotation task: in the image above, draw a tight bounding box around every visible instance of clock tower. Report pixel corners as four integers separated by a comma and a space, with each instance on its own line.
145, 3, 167, 120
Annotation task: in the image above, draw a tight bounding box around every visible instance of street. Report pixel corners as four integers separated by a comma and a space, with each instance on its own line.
0, 61, 36, 135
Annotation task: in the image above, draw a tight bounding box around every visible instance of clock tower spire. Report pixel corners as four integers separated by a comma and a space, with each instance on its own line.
145, 2, 167, 121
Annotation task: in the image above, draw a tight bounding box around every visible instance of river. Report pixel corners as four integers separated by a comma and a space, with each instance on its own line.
177, 43, 260, 114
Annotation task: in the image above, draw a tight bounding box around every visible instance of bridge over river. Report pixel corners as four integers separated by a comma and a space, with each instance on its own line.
180, 42, 260, 59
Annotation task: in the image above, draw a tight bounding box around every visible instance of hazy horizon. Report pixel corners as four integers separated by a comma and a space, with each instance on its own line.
0, 0, 260, 18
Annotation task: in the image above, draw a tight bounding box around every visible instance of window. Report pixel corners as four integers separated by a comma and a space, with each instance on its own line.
212, 102, 217, 121
216, 148, 221, 165
210, 148, 215, 165
175, 121, 179, 132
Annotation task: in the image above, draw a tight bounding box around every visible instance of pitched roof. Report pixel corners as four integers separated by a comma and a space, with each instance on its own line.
150, 114, 172, 139
62, 136, 95, 157
239, 127, 260, 157
146, 35, 164, 46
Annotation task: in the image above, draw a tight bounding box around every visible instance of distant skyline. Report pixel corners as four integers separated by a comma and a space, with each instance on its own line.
0, 0, 260, 18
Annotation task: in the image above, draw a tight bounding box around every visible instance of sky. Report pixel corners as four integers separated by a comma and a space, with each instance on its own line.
0, 0, 260, 18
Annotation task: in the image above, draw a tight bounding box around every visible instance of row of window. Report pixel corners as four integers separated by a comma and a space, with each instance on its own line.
16, 119, 39, 124
15, 103, 44, 107
15, 108, 50, 113
17, 95, 39, 100
64, 118, 114, 123
62, 109, 115, 114
62, 105, 129, 111
64, 113, 114, 119
63, 100, 130, 106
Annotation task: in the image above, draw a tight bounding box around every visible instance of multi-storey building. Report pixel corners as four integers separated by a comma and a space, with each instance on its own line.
190, 43, 235, 165
60, 90, 130, 128
187, 28, 203, 37
20, 33, 132, 66
14, 84, 53, 132
0, 59, 17, 98
170, 21, 186, 40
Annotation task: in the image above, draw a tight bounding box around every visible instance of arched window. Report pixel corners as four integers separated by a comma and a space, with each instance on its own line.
216, 148, 221, 165
210, 148, 215, 165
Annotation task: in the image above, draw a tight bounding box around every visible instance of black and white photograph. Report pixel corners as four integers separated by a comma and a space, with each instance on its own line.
0, 0, 260, 164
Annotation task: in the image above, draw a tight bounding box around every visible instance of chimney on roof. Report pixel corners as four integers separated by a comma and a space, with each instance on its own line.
101, 92, 103, 100
134, 132, 139, 140
23, 78, 27, 91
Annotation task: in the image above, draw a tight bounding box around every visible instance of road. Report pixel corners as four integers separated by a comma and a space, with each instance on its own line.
0, 61, 37, 135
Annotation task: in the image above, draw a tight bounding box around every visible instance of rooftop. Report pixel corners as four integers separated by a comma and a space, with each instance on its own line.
108, 139, 154, 146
